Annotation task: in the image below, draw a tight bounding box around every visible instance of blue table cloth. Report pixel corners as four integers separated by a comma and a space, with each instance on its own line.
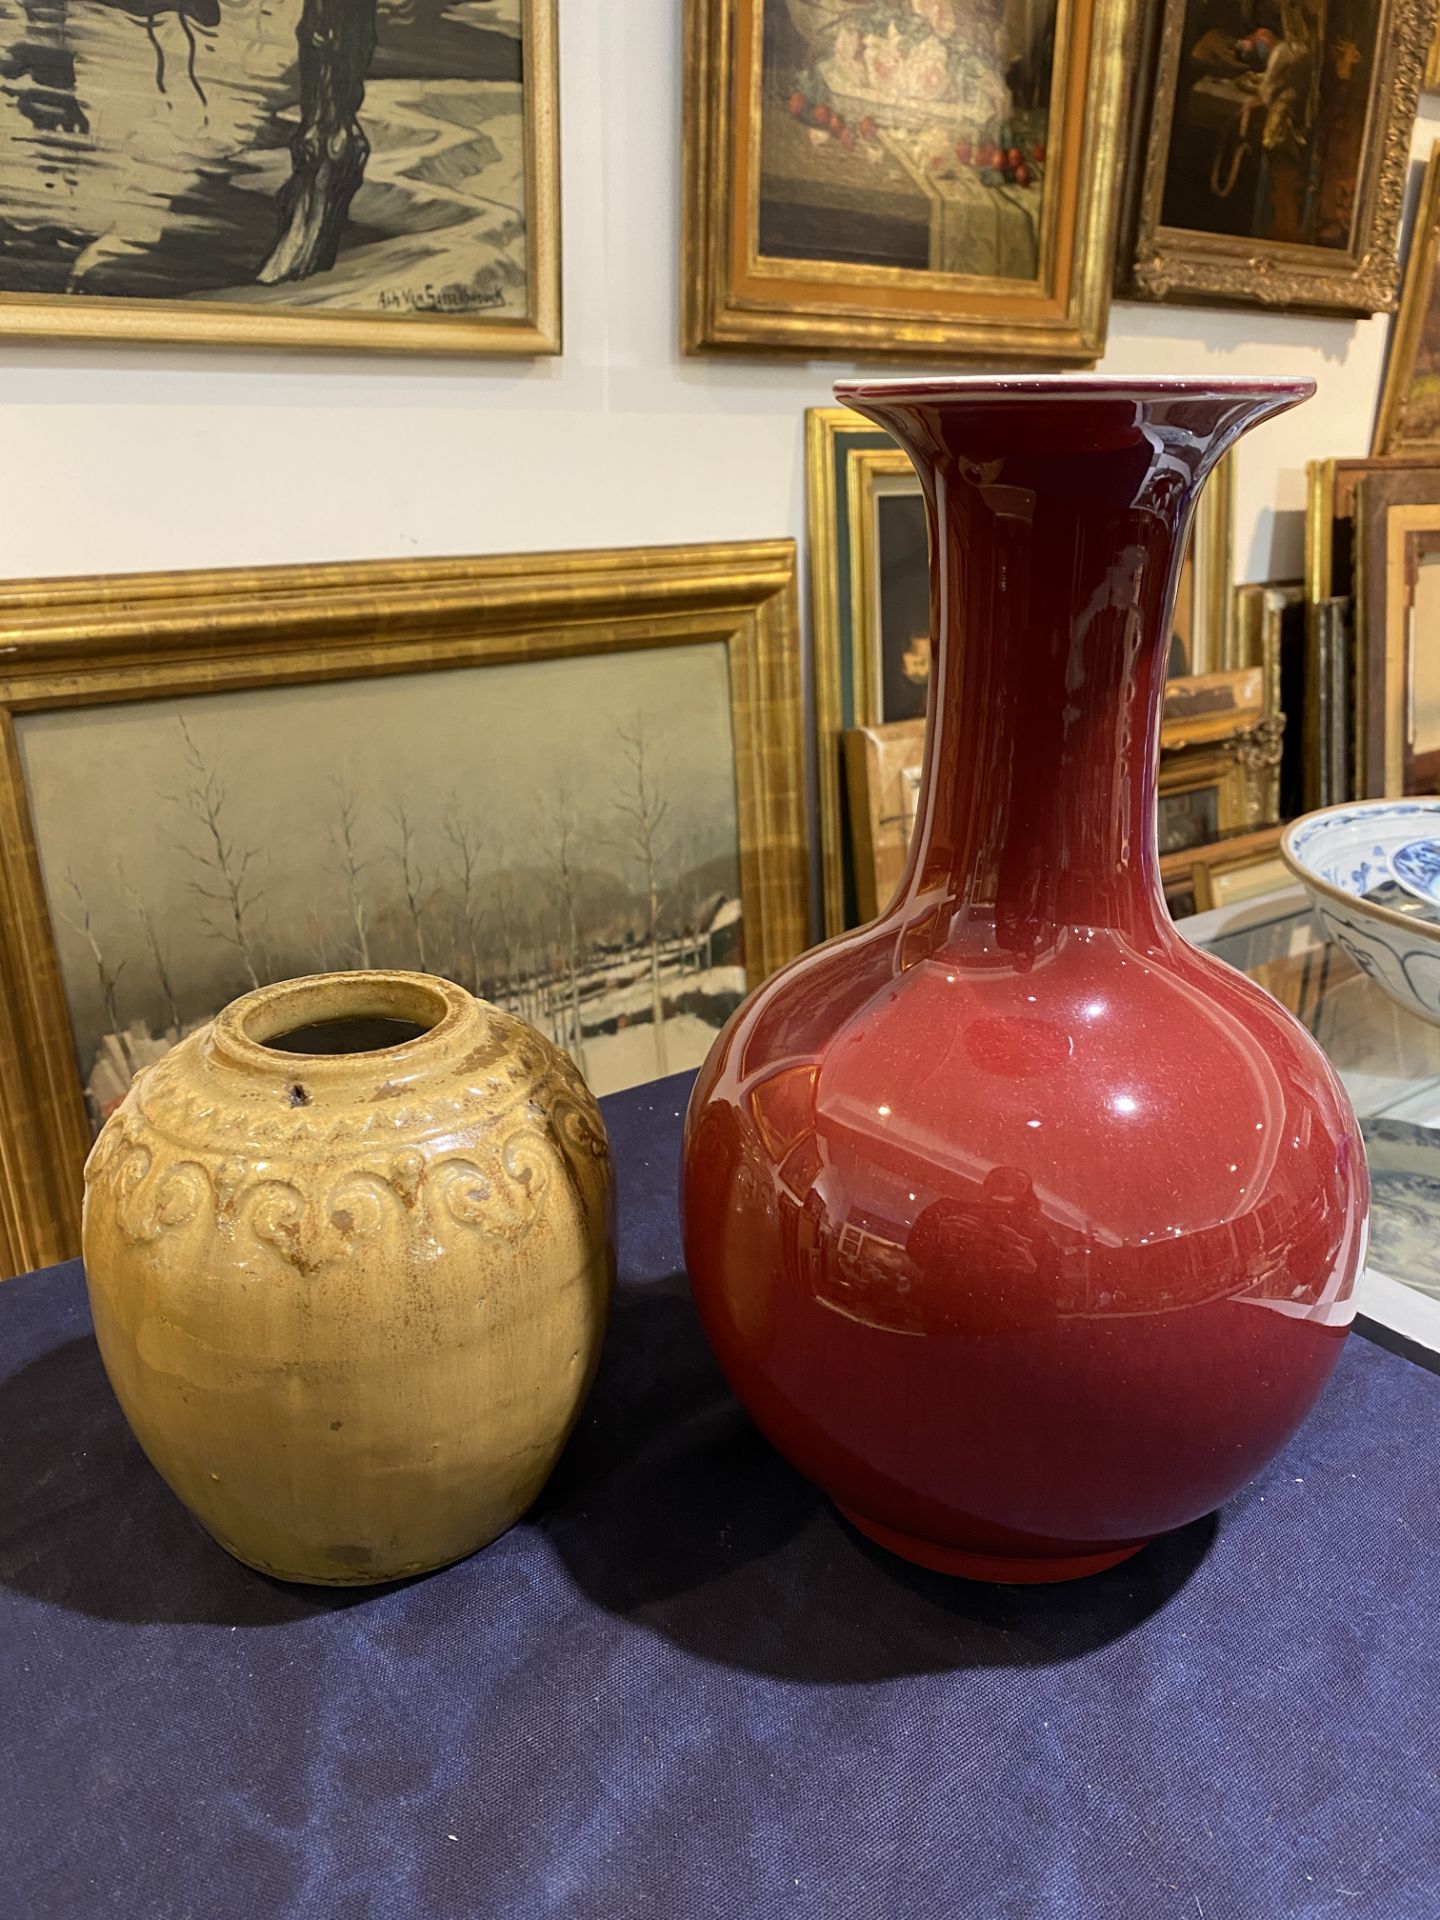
3, 1069, 1439, 1920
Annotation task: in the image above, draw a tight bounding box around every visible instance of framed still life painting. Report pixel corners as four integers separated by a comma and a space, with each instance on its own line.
0, 542, 809, 1276
683, 0, 1136, 360
1120, 0, 1432, 314
0, 0, 559, 353
807, 405, 1238, 932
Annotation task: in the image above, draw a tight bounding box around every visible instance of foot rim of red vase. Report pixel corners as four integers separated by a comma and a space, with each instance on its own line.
838, 1506, 1151, 1584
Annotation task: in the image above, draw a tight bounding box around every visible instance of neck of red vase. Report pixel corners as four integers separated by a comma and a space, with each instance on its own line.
910, 430, 1183, 950
837, 380, 1310, 959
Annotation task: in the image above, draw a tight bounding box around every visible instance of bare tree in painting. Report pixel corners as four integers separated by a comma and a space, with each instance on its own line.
119, 865, 182, 1040
330, 780, 373, 968
254, 0, 509, 287
489, 861, 523, 1015
544, 783, 587, 1074
612, 715, 671, 1078
98, 0, 512, 296
389, 800, 432, 972
669, 826, 706, 975
442, 801, 485, 994
305, 912, 332, 974
168, 715, 265, 992
59, 873, 128, 1065
257, 0, 379, 285
491, 860, 548, 1030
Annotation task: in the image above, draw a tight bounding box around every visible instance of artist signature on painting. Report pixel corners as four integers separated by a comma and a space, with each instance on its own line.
378, 285, 507, 314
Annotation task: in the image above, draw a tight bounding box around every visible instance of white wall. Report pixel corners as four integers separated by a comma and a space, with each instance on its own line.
1, 0, 1436, 592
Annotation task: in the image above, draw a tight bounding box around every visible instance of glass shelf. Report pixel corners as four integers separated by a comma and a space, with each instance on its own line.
1180, 886, 1440, 1354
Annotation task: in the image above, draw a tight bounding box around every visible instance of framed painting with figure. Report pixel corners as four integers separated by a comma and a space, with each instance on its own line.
806, 404, 1238, 932
0, 0, 558, 352
0, 543, 808, 1276
683, 0, 1136, 359
1119, 0, 1431, 314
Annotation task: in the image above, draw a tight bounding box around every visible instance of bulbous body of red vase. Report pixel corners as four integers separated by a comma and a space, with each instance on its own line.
681, 375, 1369, 1583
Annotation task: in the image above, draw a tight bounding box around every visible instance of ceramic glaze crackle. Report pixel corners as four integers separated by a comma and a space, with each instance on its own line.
83, 972, 613, 1585
681, 375, 1369, 1583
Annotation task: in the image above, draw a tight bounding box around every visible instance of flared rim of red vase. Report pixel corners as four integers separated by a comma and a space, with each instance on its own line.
834, 372, 1317, 406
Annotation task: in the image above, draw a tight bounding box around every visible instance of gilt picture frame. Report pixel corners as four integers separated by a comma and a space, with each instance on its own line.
1162, 823, 1288, 918
1374, 141, 1440, 454
1306, 454, 1440, 797
0, 542, 808, 1276
683, 0, 1137, 360
1120, 0, 1432, 315
807, 404, 1237, 932
841, 717, 926, 923
1235, 578, 1306, 818
0, 0, 560, 355
1355, 484, 1440, 796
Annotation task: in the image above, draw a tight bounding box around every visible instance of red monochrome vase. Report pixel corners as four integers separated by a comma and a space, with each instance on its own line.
680, 375, 1369, 1583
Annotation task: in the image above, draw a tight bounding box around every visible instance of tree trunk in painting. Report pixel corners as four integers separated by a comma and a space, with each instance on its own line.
258, 0, 378, 284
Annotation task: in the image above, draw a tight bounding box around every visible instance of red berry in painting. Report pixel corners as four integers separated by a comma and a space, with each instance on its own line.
1007, 146, 1023, 169
789, 91, 808, 118
1031, 142, 1046, 163
859, 115, 877, 139
812, 102, 831, 128
1014, 162, 1031, 187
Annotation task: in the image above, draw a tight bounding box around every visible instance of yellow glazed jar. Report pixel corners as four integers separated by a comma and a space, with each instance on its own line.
81, 971, 613, 1585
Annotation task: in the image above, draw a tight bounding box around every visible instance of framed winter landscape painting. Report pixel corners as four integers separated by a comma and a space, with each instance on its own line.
0, 542, 807, 1274
0, 0, 559, 352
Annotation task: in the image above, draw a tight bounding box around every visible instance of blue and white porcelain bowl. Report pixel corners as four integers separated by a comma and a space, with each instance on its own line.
1281, 799, 1440, 1027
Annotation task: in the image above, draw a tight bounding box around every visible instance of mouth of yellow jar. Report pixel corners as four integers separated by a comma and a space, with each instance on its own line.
261, 1014, 431, 1055
208, 971, 474, 1093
